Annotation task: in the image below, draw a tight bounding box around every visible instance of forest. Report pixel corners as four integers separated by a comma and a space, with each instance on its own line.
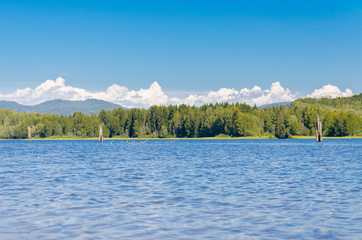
0, 94, 361, 139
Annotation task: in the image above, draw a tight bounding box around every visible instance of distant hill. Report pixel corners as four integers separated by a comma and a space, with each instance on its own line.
0, 101, 27, 113
0, 99, 125, 115
259, 102, 291, 108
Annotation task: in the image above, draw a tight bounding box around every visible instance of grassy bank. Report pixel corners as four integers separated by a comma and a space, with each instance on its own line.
3, 135, 361, 140
291, 136, 362, 139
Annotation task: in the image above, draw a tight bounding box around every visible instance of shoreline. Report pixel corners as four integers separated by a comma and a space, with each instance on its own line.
1, 136, 361, 141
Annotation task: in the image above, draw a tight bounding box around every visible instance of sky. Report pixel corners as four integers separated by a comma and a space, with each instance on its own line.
0, 0, 361, 108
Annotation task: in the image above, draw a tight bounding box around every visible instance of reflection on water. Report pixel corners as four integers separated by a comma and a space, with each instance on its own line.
0, 139, 361, 239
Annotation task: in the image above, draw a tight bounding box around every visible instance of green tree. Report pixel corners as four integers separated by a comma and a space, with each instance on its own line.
234, 112, 259, 137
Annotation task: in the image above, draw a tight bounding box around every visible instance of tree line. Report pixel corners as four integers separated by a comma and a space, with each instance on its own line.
0, 95, 361, 139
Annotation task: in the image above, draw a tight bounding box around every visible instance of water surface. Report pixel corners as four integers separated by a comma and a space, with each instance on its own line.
0, 139, 361, 239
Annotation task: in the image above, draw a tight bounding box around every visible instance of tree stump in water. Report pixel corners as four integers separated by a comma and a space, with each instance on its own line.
27, 126, 31, 142
316, 115, 322, 142
99, 124, 103, 142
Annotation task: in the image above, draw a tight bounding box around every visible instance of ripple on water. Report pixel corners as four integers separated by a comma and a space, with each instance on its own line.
0, 139, 361, 239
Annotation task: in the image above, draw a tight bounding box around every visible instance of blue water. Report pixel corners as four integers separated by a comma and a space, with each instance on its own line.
0, 139, 361, 239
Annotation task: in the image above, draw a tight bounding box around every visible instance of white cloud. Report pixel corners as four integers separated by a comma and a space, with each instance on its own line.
169, 81, 295, 106
0, 77, 92, 105
0, 77, 355, 108
0, 77, 169, 108
307, 84, 353, 98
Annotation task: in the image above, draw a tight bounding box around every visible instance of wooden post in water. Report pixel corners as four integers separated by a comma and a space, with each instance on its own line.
99, 124, 103, 142
27, 126, 31, 142
316, 115, 322, 142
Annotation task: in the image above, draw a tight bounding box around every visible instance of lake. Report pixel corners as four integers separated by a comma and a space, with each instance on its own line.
0, 139, 361, 239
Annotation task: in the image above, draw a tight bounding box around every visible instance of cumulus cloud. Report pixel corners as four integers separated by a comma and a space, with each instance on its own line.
307, 84, 353, 98
169, 82, 295, 106
0, 77, 169, 108
0, 77, 355, 108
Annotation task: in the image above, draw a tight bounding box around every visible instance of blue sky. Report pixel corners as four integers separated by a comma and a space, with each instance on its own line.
0, 0, 361, 106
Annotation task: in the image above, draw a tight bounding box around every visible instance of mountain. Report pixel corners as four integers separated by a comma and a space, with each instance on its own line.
259, 102, 291, 108
0, 99, 125, 115
0, 101, 28, 112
